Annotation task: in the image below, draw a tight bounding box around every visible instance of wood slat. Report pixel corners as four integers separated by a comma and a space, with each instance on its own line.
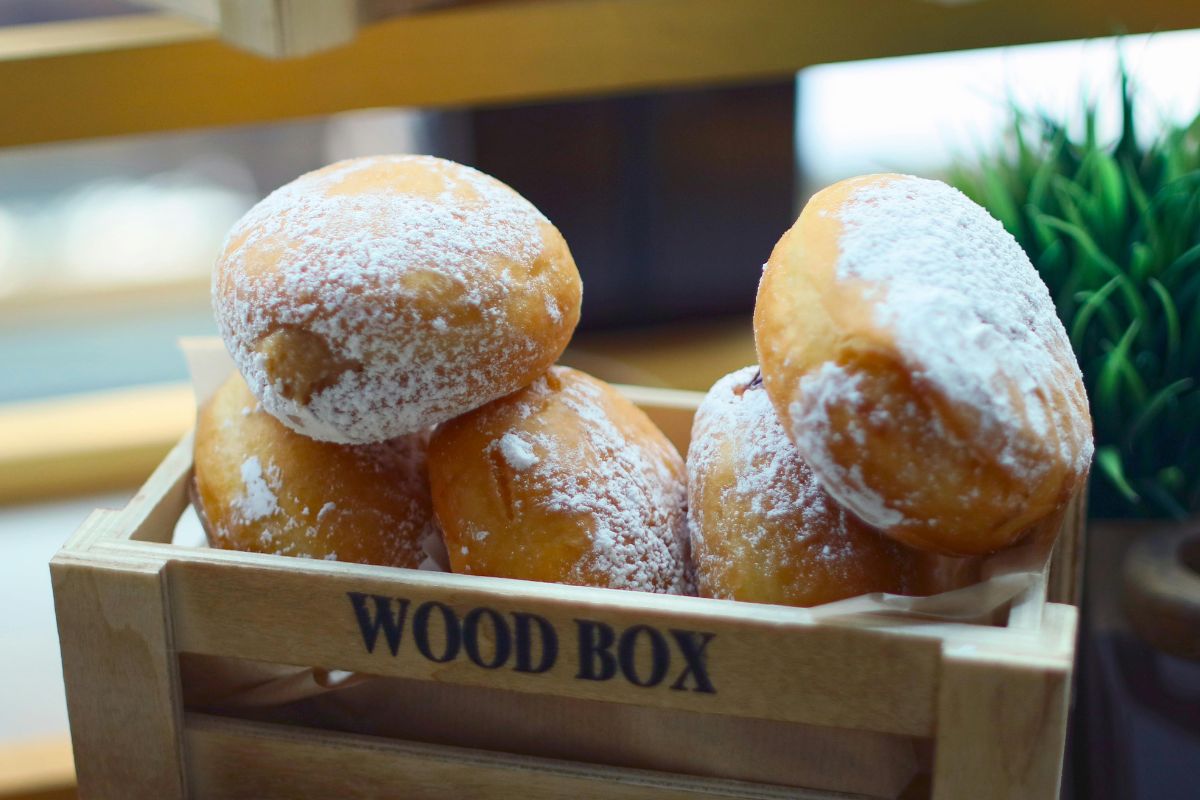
176, 661, 922, 796
0, 0, 1197, 148
183, 713, 859, 799
161, 548, 942, 736
1047, 487, 1088, 606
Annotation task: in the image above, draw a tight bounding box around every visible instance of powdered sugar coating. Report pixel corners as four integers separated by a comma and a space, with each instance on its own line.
194, 373, 438, 568
792, 363, 905, 529
232, 456, 280, 523
431, 367, 691, 595
496, 432, 538, 470
547, 374, 689, 593
688, 366, 934, 605
214, 154, 580, 444
787, 175, 1092, 532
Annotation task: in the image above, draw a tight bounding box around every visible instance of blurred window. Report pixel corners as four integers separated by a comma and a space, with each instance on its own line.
797, 29, 1200, 195
0, 0, 142, 27
0, 109, 455, 402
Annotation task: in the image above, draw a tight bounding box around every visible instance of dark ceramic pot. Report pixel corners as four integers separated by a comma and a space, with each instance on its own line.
1070, 518, 1200, 800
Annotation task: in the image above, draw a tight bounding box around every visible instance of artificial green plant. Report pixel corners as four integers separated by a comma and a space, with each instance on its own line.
952, 70, 1200, 519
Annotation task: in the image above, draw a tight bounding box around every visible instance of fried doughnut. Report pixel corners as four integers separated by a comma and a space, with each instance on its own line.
214, 154, 581, 444
428, 366, 690, 594
193, 372, 436, 567
688, 366, 977, 606
754, 174, 1092, 556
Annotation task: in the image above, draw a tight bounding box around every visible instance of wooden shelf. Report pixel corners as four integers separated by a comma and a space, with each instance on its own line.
0, 383, 194, 505
0, 0, 1197, 148
0, 735, 75, 800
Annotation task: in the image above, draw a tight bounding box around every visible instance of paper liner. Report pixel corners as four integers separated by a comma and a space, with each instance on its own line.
419, 525, 452, 571
176, 337, 1058, 716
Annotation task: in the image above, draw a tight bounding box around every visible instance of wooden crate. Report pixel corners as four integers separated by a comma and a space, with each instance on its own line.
51, 386, 1080, 800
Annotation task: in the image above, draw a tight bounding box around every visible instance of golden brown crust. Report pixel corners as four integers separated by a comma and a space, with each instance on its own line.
193, 372, 436, 567
754, 174, 1091, 556
687, 367, 977, 606
214, 155, 582, 444
428, 366, 691, 594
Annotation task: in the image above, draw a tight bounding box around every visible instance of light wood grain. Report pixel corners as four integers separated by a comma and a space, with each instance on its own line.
120, 430, 196, 544
930, 634, 1075, 800
178, 659, 921, 796
1047, 489, 1088, 606
49, 553, 187, 799
0, 1, 1198, 148
183, 713, 859, 800
161, 547, 942, 736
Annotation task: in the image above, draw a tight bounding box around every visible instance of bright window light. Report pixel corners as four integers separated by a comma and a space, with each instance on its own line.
797, 29, 1200, 194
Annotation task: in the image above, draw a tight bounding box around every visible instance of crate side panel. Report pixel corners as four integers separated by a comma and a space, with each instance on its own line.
183, 713, 856, 800
168, 559, 941, 736
123, 430, 195, 543
50, 557, 187, 798
1046, 488, 1087, 606
178, 655, 923, 798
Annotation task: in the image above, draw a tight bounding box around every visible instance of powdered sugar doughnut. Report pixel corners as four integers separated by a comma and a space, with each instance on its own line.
754, 174, 1092, 556
214, 155, 581, 444
688, 367, 977, 606
193, 372, 437, 567
428, 366, 690, 594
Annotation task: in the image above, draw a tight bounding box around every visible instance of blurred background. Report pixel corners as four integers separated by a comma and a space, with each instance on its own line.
1, 1, 1199, 798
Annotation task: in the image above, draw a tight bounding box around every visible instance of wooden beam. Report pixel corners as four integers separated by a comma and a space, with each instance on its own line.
0, 383, 194, 505
0, 0, 1197, 148
0, 736, 75, 800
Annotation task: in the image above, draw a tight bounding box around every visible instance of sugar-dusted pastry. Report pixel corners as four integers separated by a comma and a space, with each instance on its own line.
214, 154, 581, 444
688, 366, 977, 606
754, 174, 1092, 556
194, 372, 436, 567
428, 366, 691, 594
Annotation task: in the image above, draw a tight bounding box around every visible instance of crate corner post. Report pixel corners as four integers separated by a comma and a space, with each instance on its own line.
930, 616, 1077, 800
51, 544, 188, 799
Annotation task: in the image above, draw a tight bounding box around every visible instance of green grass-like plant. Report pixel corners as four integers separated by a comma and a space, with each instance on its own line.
952, 71, 1200, 519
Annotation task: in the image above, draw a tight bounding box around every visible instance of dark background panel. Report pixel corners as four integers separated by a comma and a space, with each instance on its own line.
470, 81, 795, 329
